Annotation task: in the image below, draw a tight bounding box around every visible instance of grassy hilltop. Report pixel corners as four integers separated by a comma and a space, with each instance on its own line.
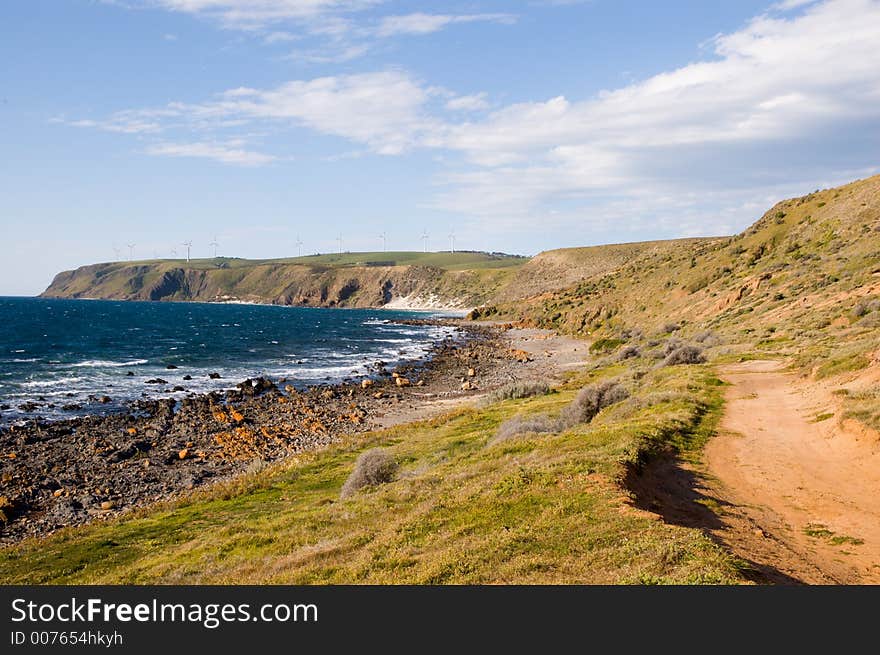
41, 251, 528, 309
7, 174, 879, 584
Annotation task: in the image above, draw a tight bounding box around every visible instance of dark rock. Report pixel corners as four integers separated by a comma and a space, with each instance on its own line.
18, 402, 40, 412
166, 365, 178, 370
98, 396, 112, 404
106, 445, 137, 463
172, 386, 185, 392
126, 371, 134, 376
182, 375, 192, 381
145, 378, 167, 385
208, 372, 221, 379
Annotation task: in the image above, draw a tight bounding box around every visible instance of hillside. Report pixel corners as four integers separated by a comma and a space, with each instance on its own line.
40, 252, 527, 310
11, 174, 880, 585
476, 174, 880, 378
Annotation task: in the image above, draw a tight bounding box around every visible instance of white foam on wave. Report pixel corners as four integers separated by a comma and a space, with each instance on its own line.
72, 359, 149, 368
21, 376, 85, 388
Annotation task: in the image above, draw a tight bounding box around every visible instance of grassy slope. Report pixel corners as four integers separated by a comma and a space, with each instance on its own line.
0, 363, 743, 584
41, 252, 528, 307
11, 175, 879, 584
481, 175, 880, 375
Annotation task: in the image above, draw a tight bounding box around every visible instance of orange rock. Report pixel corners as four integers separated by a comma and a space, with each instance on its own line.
178, 448, 189, 460
361, 379, 374, 389
230, 408, 245, 423
126, 427, 138, 436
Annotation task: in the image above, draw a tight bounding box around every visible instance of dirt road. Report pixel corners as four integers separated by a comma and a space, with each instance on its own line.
705, 360, 880, 583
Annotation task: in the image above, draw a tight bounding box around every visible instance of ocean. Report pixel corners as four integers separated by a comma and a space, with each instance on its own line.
0, 297, 455, 425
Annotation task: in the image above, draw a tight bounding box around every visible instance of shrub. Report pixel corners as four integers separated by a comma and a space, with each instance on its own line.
492, 415, 557, 443
662, 322, 681, 334
340, 448, 398, 499
589, 337, 624, 354
617, 344, 642, 360
558, 380, 629, 428
619, 327, 643, 340
663, 338, 684, 355
693, 331, 721, 347
663, 345, 706, 367
851, 298, 880, 318
485, 380, 551, 404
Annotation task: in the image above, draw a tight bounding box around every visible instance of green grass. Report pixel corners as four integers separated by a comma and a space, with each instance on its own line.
0, 363, 746, 585
109, 251, 527, 272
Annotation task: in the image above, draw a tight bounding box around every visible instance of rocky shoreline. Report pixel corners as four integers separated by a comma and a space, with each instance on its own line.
0, 322, 539, 543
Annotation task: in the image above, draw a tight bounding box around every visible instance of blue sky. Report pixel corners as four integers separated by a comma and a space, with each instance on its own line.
2, 0, 879, 295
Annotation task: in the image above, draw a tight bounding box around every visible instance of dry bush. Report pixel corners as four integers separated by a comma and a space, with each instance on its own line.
617, 344, 642, 361
663, 345, 706, 367
492, 415, 557, 443
485, 380, 551, 404
340, 448, 398, 499
663, 338, 684, 355
558, 380, 629, 429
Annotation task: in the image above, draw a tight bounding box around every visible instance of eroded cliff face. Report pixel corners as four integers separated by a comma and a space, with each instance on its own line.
40, 261, 510, 310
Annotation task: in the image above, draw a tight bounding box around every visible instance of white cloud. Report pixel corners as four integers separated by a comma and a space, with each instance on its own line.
426, 0, 880, 226
70, 1, 880, 236
375, 13, 515, 38
145, 140, 277, 165
146, 0, 383, 29
445, 93, 490, 112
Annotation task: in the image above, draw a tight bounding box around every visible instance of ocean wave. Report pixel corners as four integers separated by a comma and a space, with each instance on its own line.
72, 359, 148, 368
21, 376, 85, 388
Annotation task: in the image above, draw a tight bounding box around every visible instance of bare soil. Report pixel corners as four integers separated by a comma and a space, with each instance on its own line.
705, 360, 880, 584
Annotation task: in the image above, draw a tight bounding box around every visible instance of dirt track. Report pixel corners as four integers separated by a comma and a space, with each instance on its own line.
705, 360, 880, 584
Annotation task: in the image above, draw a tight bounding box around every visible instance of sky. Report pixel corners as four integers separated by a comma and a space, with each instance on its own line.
2, 0, 879, 295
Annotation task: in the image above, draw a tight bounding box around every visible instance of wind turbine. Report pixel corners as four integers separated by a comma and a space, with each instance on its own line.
182, 241, 192, 263
336, 234, 344, 254
448, 230, 456, 254
379, 232, 387, 252
295, 235, 303, 257
170, 248, 177, 258
420, 230, 429, 253
209, 236, 219, 258
112, 246, 122, 261
126, 243, 136, 261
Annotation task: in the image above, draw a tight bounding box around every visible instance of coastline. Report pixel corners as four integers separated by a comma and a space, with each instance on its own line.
0, 322, 588, 544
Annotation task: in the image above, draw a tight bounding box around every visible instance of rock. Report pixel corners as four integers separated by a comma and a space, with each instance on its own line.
172, 386, 185, 392
126, 427, 138, 436
0, 496, 16, 523
145, 378, 167, 385
208, 372, 221, 379
166, 364, 178, 370
106, 445, 137, 463
178, 448, 189, 460
98, 396, 112, 404
361, 379, 374, 389
100, 500, 116, 510
395, 377, 411, 387
467, 368, 476, 377
53, 489, 64, 498
321, 389, 335, 399
183, 375, 193, 381
62, 403, 82, 411
415, 380, 425, 387
18, 402, 39, 412
126, 371, 135, 376
461, 381, 474, 391
373, 391, 384, 399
